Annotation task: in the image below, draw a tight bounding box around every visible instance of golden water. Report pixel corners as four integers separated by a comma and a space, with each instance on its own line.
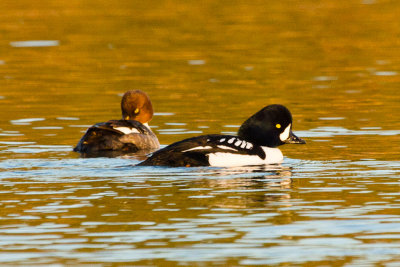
0, 0, 400, 265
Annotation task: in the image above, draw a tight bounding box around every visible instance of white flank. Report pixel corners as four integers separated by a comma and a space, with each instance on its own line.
280, 124, 291, 142
143, 122, 150, 128
246, 143, 253, 149
182, 146, 212, 152
240, 142, 247, 148
219, 138, 226, 142
114, 127, 140, 134
217, 145, 238, 151
208, 147, 283, 167
262, 147, 284, 162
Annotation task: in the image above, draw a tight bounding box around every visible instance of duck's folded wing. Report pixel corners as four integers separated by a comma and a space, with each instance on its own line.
138, 135, 265, 167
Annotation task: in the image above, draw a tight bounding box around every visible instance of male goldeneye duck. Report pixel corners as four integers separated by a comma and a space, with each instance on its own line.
138, 104, 305, 167
74, 90, 160, 153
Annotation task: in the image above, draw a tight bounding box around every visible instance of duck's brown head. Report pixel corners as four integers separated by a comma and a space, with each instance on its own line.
121, 90, 154, 124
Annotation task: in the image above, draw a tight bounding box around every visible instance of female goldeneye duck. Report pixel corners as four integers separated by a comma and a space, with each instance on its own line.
74, 90, 160, 153
138, 104, 305, 167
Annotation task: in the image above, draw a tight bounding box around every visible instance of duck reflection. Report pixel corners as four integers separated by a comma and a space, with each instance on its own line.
182, 164, 293, 208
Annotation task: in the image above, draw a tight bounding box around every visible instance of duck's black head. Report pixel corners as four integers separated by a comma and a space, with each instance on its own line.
238, 104, 305, 147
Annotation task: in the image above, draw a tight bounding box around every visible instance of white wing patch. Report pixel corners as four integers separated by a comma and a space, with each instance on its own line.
182, 146, 212, 152
114, 127, 140, 134
217, 145, 238, 151
208, 147, 283, 167
220, 138, 254, 150
279, 124, 291, 142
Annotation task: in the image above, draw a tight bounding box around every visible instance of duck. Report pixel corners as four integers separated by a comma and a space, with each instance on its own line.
74, 90, 160, 154
138, 104, 305, 167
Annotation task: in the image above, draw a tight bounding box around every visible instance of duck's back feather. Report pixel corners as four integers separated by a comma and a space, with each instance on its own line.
74, 120, 159, 153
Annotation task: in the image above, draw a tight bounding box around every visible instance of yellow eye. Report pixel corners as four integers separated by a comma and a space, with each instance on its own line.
134, 108, 140, 114
276, 124, 281, 129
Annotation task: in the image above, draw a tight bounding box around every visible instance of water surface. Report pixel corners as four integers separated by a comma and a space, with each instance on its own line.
0, 0, 400, 265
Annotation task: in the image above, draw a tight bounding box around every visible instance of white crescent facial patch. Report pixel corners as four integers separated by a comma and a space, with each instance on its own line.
279, 124, 291, 142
